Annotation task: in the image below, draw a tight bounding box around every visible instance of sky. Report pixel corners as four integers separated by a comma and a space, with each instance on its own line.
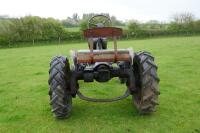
0, 0, 199, 22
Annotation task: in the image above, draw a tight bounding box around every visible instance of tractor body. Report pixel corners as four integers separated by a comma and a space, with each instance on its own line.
70, 27, 136, 97
48, 15, 160, 119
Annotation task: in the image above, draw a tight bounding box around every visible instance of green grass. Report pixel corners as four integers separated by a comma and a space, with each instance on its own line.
0, 36, 200, 133
65, 27, 80, 32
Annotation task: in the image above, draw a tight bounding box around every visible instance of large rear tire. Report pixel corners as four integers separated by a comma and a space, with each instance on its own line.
132, 51, 160, 114
48, 56, 72, 119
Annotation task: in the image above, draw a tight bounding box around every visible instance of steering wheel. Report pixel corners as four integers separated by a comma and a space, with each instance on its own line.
88, 15, 112, 28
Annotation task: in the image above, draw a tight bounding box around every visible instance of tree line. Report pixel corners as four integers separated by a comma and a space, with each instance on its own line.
0, 13, 200, 47
0, 16, 81, 46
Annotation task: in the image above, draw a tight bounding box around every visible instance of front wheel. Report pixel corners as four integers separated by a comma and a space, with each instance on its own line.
132, 51, 160, 114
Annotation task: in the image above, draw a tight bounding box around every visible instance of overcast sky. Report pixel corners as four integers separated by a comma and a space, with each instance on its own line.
0, 0, 199, 22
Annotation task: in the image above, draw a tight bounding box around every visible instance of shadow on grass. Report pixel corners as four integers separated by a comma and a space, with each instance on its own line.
52, 97, 155, 123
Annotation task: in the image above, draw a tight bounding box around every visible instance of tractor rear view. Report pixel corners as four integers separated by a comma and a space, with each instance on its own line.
48, 15, 160, 119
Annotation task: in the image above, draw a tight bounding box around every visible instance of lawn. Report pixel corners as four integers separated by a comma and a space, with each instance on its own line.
0, 36, 200, 133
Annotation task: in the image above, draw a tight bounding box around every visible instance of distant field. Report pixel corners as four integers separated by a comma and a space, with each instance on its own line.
65, 27, 80, 32
0, 36, 200, 133
65, 26, 127, 32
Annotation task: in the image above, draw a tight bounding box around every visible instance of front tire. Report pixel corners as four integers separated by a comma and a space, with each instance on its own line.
48, 56, 72, 119
132, 51, 160, 114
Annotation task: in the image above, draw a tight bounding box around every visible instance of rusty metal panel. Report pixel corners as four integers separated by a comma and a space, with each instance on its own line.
76, 49, 131, 63
83, 27, 123, 38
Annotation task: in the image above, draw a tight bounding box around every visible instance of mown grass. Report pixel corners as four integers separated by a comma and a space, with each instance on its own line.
0, 36, 200, 133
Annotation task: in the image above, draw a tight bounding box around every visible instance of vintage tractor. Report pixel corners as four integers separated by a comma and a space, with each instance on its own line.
48, 15, 160, 119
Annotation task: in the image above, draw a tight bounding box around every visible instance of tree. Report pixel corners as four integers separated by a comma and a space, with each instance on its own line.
80, 19, 88, 31
61, 14, 80, 28
110, 16, 125, 26
0, 19, 19, 46
127, 20, 141, 32
43, 18, 65, 42
20, 16, 43, 45
169, 12, 195, 33
171, 12, 194, 24
193, 20, 200, 32
145, 20, 161, 29
72, 13, 80, 23
127, 20, 141, 38
52, 20, 65, 43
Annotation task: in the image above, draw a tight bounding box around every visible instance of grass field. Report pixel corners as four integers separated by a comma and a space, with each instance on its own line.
0, 36, 200, 133
65, 27, 80, 32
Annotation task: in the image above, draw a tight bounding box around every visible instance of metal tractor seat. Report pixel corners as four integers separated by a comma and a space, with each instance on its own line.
73, 27, 133, 64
